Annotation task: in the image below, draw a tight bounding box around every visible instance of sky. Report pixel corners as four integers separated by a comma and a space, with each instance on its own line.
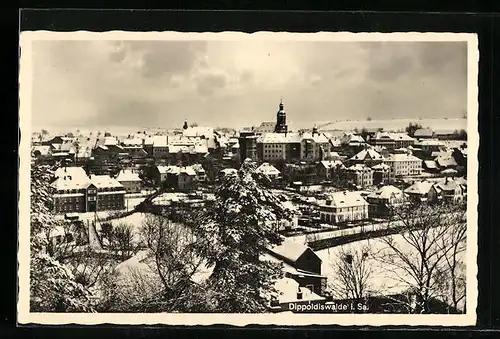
30, 38, 468, 131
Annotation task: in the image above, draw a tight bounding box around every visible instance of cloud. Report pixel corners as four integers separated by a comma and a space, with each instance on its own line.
108, 40, 207, 79
29, 38, 469, 130
196, 72, 228, 96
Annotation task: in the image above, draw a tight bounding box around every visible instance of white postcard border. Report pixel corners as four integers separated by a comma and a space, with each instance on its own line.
18, 31, 479, 327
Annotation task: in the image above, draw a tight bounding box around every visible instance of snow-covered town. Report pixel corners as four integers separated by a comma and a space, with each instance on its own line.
30, 99, 468, 314
26, 37, 470, 316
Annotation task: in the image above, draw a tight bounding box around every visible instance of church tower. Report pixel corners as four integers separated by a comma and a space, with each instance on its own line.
274, 99, 288, 133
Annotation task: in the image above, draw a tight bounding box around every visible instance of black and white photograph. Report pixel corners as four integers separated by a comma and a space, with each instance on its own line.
18, 31, 478, 326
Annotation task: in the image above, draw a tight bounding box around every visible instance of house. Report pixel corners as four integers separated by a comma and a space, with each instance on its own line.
434, 177, 466, 204
178, 167, 197, 191
152, 136, 169, 159
191, 164, 207, 183
349, 148, 384, 167
256, 162, 281, 180
316, 160, 345, 181
345, 164, 374, 188
340, 133, 365, 148
384, 154, 422, 177
154, 165, 177, 185
318, 191, 369, 224
267, 242, 327, 297
413, 128, 435, 139
220, 168, 238, 179
51, 171, 126, 214
423, 160, 440, 173
370, 132, 413, 150
435, 154, 458, 170
434, 129, 457, 140
415, 139, 445, 156
32, 145, 52, 158
371, 163, 395, 186
403, 180, 439, 203
366, 185, 406, 218
116, 169, 142, 193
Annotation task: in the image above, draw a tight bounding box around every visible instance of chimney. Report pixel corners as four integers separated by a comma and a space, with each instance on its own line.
297, 287, 303, 300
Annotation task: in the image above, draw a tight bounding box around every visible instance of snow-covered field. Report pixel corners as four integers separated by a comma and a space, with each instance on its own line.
315, 233, 466, 310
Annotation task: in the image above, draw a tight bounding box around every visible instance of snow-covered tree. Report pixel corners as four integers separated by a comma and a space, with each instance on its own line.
195, 159, 293, 312
30, 158, 94, 312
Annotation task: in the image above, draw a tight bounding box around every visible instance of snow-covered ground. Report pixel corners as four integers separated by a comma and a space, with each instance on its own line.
315, 233, 466, 310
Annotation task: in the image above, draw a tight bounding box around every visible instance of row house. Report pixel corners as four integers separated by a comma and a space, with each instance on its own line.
384, 153, 422, 177
366, 185, 406, 218
51, 168, 125, 214
318, 191, 369, 224
345, 164, 374, 188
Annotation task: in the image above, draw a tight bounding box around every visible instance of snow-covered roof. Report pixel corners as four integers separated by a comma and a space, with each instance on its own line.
257, 132, 302, 144
300, 132, 330, 144
436, 156, 458, 168
54, 167, 88, 181
220, 168, 238, 176
116, 169, 142, 182
347, 164, 372, 172
435, 179, 460, 191
385, 154, 422, 163
90, 175, 124, 189
371, 163, 391, 171
32, 145, 51, 156
182, 126, 214, 138
104, 136, 118, 146
424, 160, 439, 169
404, 180, 435, 195
350, 148, 384, 161
122, 137, 143, 146
256, 162, 281, 176
153, 135, 168, 147
157, 165, 180, 175
319, 160, 345, 169
268, 242, 315, 263
323, 191, 368, 208
180, 167, 197, 176
191, 164, 205, 173
274, 277, 325, 303
367, 185, 404, 200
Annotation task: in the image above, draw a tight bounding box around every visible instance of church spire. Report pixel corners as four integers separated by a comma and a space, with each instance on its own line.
274, 97, 288, 134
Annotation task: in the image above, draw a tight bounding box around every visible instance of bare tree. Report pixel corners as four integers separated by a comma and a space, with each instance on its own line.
373, 201, 467, 313
329, 244, 375, 301
110, 223, 137, 261
136, 213, 206, 312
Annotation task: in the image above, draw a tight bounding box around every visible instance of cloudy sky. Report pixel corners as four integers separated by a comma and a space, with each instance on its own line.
30, 39, 467, 130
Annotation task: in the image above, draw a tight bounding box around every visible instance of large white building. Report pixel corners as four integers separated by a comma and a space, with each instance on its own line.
318, 191, 369, 224
384, 153, 423, 176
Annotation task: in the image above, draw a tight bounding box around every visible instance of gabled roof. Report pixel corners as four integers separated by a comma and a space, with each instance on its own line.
90, 175, 124, 189
153, 135, 168, 147
350, 148, 383, 161
424, 160, 439, 169
347, 164, 372, 172
116, 169, 142, 182
256, 162, 281, 176
436, 156, 458, 168
404, 180, 435, 195
324, 191, 369, 208
319, 160, 345, 169
268, 242, 319, 264
435, 179, 460, 191
367, 185, 404, 200
182, 126, 214, 138
54, 167, 88, 181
